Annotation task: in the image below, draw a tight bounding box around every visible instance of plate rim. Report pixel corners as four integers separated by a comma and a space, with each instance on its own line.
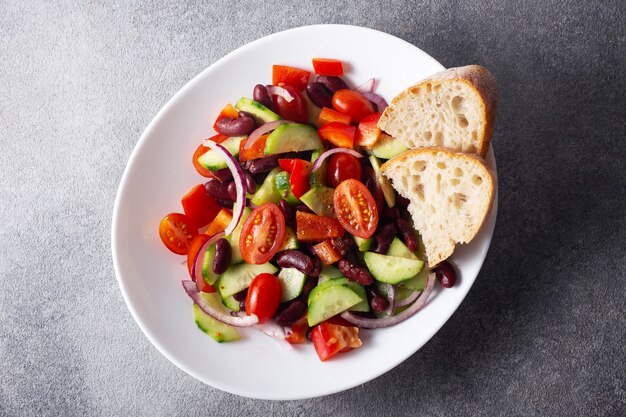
111, 23, 498, 400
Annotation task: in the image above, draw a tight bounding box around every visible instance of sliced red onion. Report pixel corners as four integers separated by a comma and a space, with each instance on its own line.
200, 140, 245, 235
190, 231, 225, 284
395, 290, 422, 308
341, 273, 436, 329
255, 321, 293, 351
181, 280, 259, 327
266, 85, 294, 102
244, 120, 285, 150
311, 147, 363, 171
363, 92, 388, 112
355, 78, 376, 93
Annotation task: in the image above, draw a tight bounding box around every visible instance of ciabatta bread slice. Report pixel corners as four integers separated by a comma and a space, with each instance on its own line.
381, 147, 495, 266
378, 65, 498, 158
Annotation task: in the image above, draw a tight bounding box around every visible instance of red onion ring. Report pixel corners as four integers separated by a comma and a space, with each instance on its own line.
311, 148, 363, 172
255, 321, 293, 351
363, 92, 388, 112
354, 78, 376, 93
340, 273, 436, 328
244, 120, 285, 150
394, 290, 422, 308
266, 85, 294, 102
190, 231, 225, 284
200, 140, 245, 235
181, 280, 259, 327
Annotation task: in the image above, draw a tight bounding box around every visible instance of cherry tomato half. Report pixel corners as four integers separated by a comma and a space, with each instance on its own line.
311, 322, 362, 361
333, 179, 379, 238
245, 273, 282, 323
326, 153, 362, 188
332, 89, 375, 123
272, 84, 309, 124
239, 203, 286, 264
159, 213, 198, 255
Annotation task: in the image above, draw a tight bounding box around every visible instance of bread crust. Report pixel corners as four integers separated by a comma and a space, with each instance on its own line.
381, 147, 495, 265
379, 65, 499, 157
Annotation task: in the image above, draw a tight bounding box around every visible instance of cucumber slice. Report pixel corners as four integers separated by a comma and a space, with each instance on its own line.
363, 252, 424, 284
318, 265, 342, 284
218, 263, 278, 297
386, 237, 418, 260
279, 226, 298, 251
370, 133, 408, 160
369, 155, 396, 208
193, 293, 240, 342
227, 207, 251, 264
264, 123, 322, 155
201, 242, 220, 285
315, 277, 369, 312
300, 186, 335, 217
221, 294, 241, 312
277, 268, 307, 302
353, 236, 373, 252
307, 284, 363, 326
197, 136, 246, 171
274, 171, 299, 205
250, 167, 282, 206
235, 97, 281, 124
402, 267, 430, 291
309, 148, 326, 188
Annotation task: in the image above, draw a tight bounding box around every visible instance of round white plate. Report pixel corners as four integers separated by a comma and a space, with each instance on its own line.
112, 24, 497, 400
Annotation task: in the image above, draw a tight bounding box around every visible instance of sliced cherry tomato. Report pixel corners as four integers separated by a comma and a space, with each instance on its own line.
318, 122, 356, 149
326, 153, 362, 188
159, 213, 198, 255
239, 203, 286, 264
289, 159, 312, 198
286, 314, 309, 344
187, 234, 210, 276
318, 107, 351, 126
311, 322, 362, 361
332, 89, 375, 123
204, 208, 232, 236
245, 273, 282, 323
355, 112, 382, 147
212, 104, 239, 131
312, 58, 344, 76
272, 65, 311, 90
193, 134, 229, 178
181, 184, 221, 229
239, 134, 268, 162
333, 179, 379, 238
296, 211, 344, 242
313, 240, 342, 265
271, 84, 308, 123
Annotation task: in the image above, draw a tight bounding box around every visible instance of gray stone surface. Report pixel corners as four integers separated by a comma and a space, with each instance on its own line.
1, 0, 625, 415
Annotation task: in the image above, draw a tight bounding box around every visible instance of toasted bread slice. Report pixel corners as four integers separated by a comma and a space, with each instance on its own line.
378, 65, 498, 158
381, 147, 495, 266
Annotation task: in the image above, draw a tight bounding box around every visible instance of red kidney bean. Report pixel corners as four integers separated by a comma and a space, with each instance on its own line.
253, 84, 274, 110
396, 195, 410, 209
382, 206, 400, 220
331, 237, 354, 257
212, 238, 232, 274
434, 260, 456, 288
212, 168, 232, 183
205, 179, 231, 201
216, 115, 256, 136
276, 250, 314, 274
244, 172, 256, 194
363, 166, 384, 213
226, 181, 237, 201
338, 259, 373, 285
371, 223, 397, 254
238, 111, 255, 120
316, 75, 349, 94
367, 286, 389, 313
278, 199, 295, 224
306, 82, 333, 108
308, 256, 322, 278
396, 218, 419, 252
232, 288, 248, 302
246, 155, 280, 174
275, 299, 306, 326
217, 198, 233, 208
301, 276, 318, 297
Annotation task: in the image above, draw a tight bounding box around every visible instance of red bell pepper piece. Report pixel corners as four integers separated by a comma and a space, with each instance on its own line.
289, 159, 312, 198
312, 58, 344, 76
181, 184, 221, 229
313, 240, 342, 265
355, 112, 382, 147
296, 211, 344, 242
272, 65, 311, 91
318, 122, 356, 149
318, 107, 351, 126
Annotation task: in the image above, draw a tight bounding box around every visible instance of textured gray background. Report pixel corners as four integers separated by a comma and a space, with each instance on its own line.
1, 0, 625, 416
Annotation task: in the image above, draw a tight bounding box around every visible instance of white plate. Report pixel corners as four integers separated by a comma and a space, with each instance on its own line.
112, 24, 497, 400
